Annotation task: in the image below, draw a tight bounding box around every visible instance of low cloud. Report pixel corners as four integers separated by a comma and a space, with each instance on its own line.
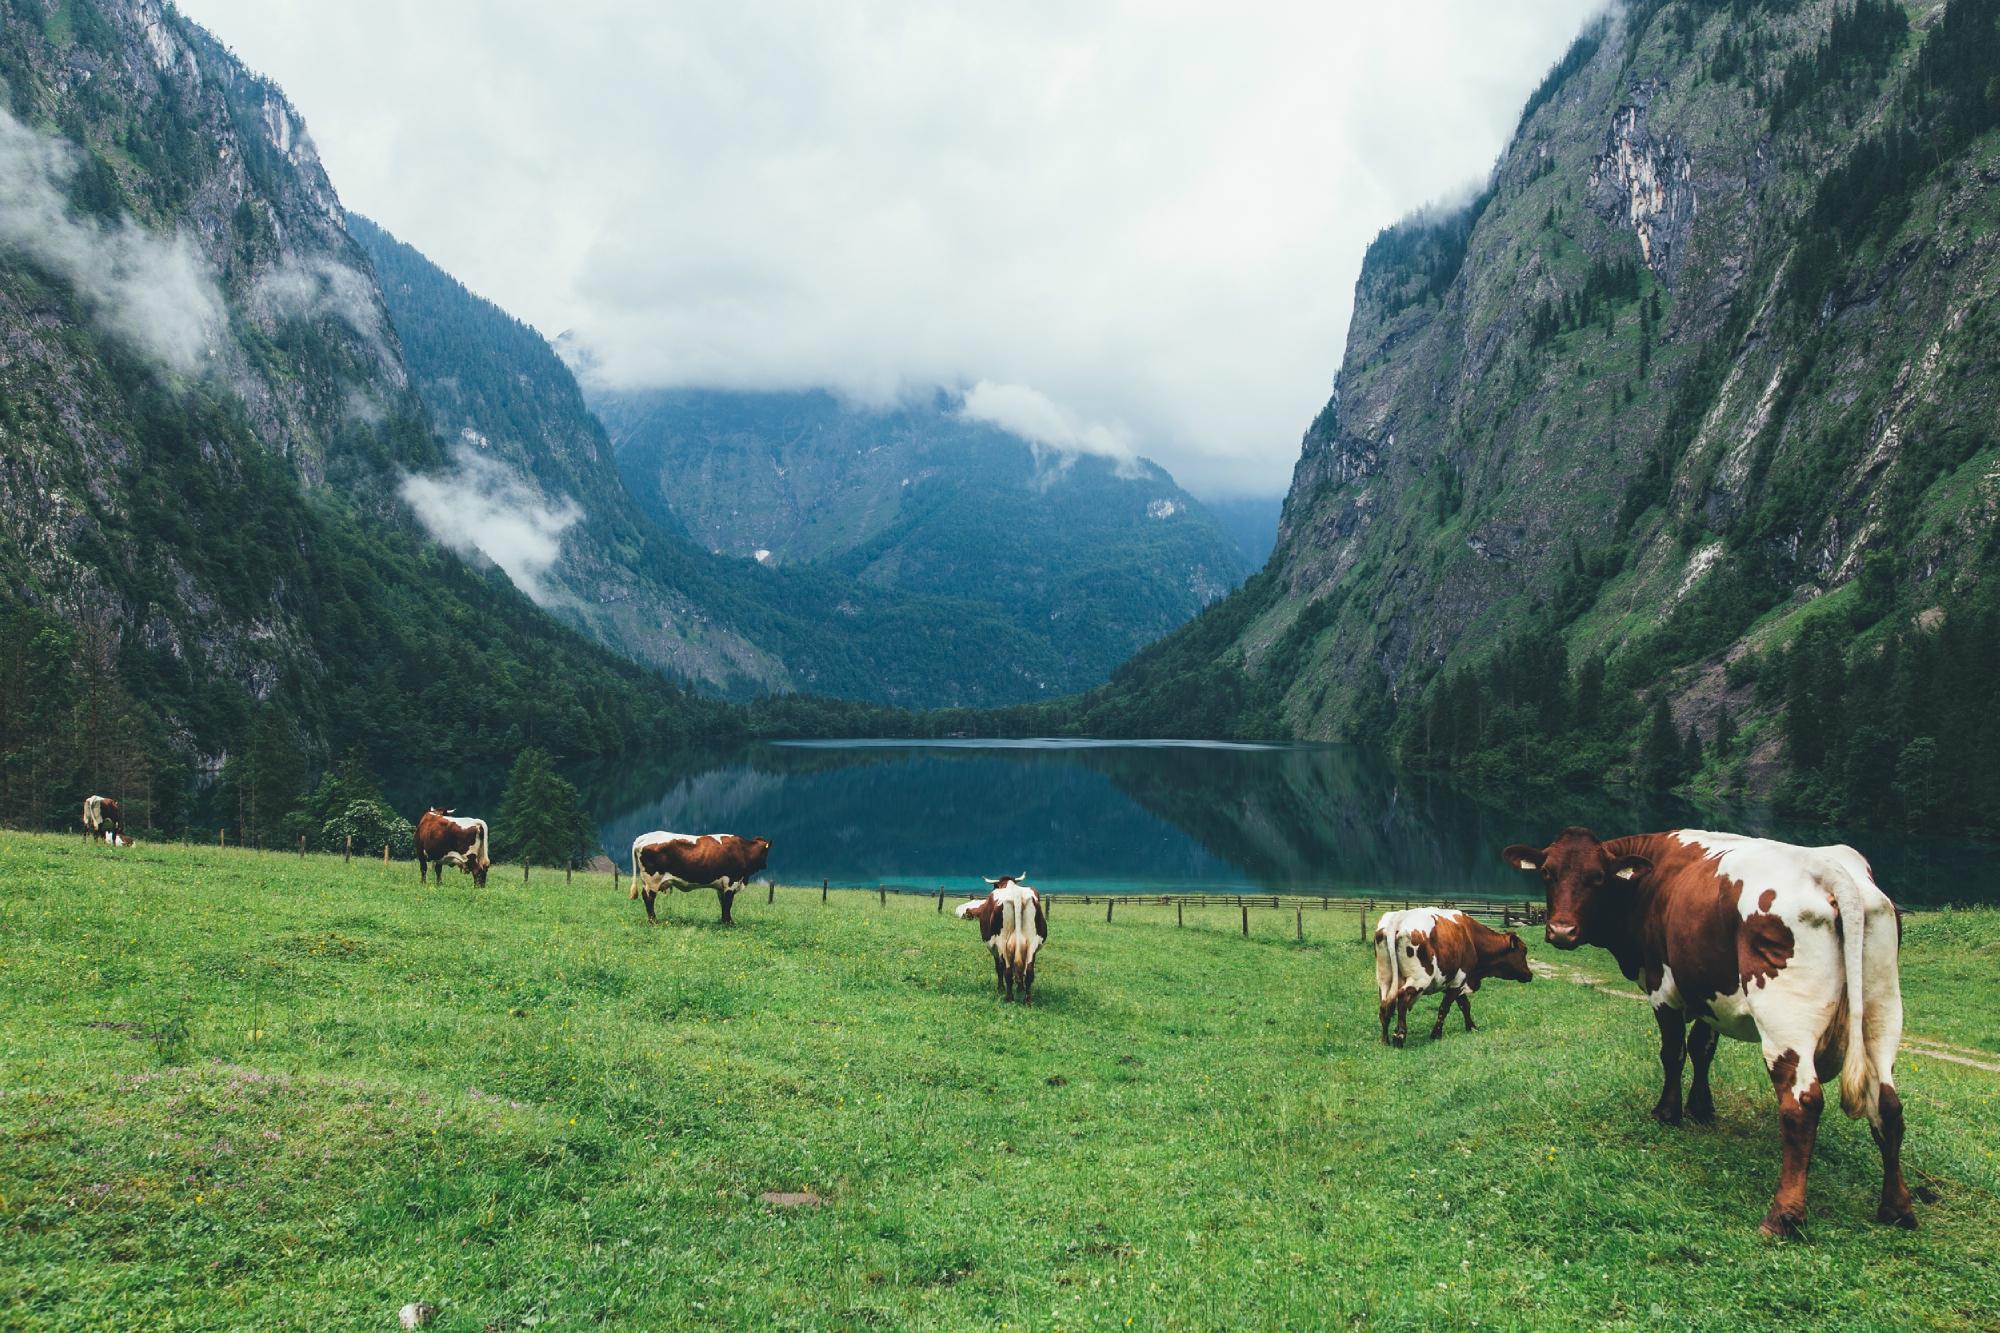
0, 108, 224, 374
399, 444, 581, 607
252, 253, 394, 368
958, 381, 1141, 477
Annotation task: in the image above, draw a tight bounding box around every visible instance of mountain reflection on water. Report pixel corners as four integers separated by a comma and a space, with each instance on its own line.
567, 740, 1990, 906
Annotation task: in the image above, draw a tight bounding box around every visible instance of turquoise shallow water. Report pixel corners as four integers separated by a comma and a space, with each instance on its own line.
565, 739, 1993, 906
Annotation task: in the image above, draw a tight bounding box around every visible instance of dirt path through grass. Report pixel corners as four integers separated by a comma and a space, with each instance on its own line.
1529, 960, 2000, 1074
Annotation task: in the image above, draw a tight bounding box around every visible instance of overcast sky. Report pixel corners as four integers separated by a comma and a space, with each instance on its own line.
178, 0, 1602, 497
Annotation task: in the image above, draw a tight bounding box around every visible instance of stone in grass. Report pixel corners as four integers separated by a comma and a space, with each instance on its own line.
758, 1190, 824, 1208
398, 1301, 436, 1329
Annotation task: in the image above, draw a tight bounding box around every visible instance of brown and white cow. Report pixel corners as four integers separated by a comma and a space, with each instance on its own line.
629, 831, 770, 925
82, 795, 124, 841
1502, 827, 1912, 1236
1373, 908, 1531, 1046
955, 875, 1047, 1004
416, 808, 490, 887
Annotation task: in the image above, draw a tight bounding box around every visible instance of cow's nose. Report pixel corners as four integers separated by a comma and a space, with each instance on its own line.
1546, 923, 1579, 949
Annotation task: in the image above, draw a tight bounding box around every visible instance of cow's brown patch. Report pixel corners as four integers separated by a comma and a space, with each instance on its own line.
1739, 899, 1796, 990
638, 835, 769, 888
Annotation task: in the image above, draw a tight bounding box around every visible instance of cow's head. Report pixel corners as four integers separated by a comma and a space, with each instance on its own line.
1501, 827, 1651, 950
1491, 930, 1533, 982
746, 837, 771, 876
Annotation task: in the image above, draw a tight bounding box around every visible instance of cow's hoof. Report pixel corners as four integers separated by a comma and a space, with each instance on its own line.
1390, 1035, 1405, 1049
1652, 1104, 1682, 1127
1759, 1208, 1805, 1239
1877, 1202, 1918, 1229
1428, 1029, 1445, 1042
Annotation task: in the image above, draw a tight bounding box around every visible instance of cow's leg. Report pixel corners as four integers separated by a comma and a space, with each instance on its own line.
1652, 1005, 1687, 1125
1761, 1045, 1824, 1237
717, 885, 738, 925
1379, 999, 1394, 1045
1392, 992, 1410, 1048
1457, 992, 1477, 1031
1686, 1021, 1718, 1124
1021, 958, 1035, 1006
992, 951, 1007, 998
642, 888, 658, 923
1871, 1083, 1915, 1227
1430, 988, 1454, 1041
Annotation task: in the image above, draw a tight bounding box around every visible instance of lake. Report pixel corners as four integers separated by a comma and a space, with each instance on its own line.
571, 739, 1992, 906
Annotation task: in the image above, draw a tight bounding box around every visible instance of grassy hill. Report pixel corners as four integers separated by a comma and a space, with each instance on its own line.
2, 833, 1996, 1327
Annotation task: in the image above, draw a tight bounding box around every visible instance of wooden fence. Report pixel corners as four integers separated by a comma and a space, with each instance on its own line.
158, 834, 1551, 941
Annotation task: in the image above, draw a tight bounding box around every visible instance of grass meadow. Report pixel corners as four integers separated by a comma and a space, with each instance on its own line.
2, 833, 1997, 1329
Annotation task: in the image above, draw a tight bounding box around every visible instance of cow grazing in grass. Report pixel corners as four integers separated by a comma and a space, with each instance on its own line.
82, 795, 123, 841
101, 830, 135, 848
629, 832, 770, 925
956, 875, 1047, 1004
1502, 827, 1912, 1236
1374, 908, 1532, 1046
416, 808, 490, 887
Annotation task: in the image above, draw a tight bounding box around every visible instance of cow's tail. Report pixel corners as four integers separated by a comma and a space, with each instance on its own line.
1374, 913, 1400, 1002
1002, 893, 1027, 969
1828, 864, 1875, 1121
472, 819, 490, 867
629, 843, 641, 899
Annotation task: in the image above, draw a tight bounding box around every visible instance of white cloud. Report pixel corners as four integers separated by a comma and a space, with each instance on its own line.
399, 445, 581, 607
0, 107, 224, 374
959, 380, 1139, 475
252, 253, 394, 368
176, 0, 1605, 496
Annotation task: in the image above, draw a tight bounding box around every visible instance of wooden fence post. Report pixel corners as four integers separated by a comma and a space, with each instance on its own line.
1360, 904, 1368, 943
613, 866, 621, 895
879, 885, 886, 906
1296, 906, 1304, 942
769, 880, 776, 905
1177, 901, 1183, 927
382, 844, 389, 866
298, 834, 305, 858
219, 828, 225, 848
345, 834, 352, 865
822, 878, 828, 903
936, 889, 943, 913
1241, 902, 1249, 937
524, 862, 530, 884
1106, 899, 1114, 923
567, 862, 573, 886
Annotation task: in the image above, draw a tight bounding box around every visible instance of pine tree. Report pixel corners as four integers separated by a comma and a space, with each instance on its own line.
1714, 704, 1736, 757
497, 746, 596, 869
1638, 695, 1683, 789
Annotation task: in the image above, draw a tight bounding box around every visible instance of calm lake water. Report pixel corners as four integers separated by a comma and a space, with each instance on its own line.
570, 739, 1991, 906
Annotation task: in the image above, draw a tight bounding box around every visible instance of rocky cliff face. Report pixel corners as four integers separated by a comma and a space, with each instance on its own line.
595, 386, 1250, 699
1139, 0, 1998, 757
0, 0, 715, 775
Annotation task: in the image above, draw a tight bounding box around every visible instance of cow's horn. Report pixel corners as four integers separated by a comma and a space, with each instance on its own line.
982, 877, 999, 885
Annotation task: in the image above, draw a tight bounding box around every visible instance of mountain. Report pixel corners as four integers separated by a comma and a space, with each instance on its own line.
354, 222, 1245, 708
1067, 0, 2000, 833
593, 386, 1251, 692
0, 0, 730, 835
1202, 495, 1286, 568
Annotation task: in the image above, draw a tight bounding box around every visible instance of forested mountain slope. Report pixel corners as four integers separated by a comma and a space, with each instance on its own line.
0, 0, 730, 834
594, 387, 1250, 693
356, 222, 1234, 707
1070, 0, 2000, 834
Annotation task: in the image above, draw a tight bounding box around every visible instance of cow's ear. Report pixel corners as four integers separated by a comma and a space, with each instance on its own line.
1608, 854, 1653, 882
1501, 844, 1545, 872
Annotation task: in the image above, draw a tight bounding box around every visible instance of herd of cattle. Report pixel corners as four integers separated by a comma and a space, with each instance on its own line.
81, 794, 1914, 1236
